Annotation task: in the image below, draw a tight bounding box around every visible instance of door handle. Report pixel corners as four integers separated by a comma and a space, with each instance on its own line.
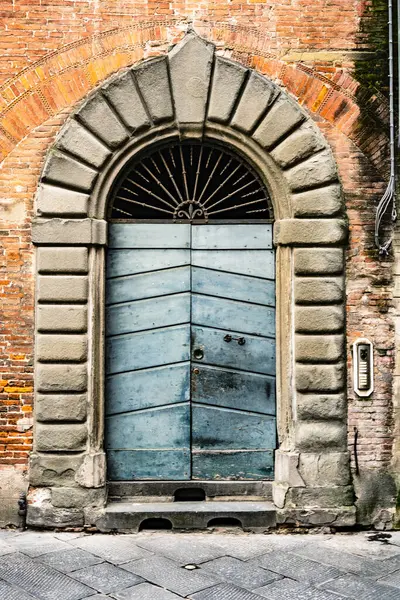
224, 334, 245, 345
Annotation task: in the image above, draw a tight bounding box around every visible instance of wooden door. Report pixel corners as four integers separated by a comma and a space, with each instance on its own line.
105, 223, 276, 480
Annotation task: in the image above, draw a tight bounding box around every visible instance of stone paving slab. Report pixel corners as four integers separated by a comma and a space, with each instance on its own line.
318, 534, 400, 560
0, 552, 94, 600
135, 534, 228, 565
0, 530, 400, 599
201, 556, 281, 590
72, 533, 153, 564
37, 547, 104, 573
252, 549, 343, 585
378, 568, 400, 589
0, 579, 37, 600
70, 562, 144, 594
190, 583, 266, 599
254, 578, 347, 600
321, 574, 400, 599
112, 582, 183, 599
123, 555, 222, 596
191, 535, 276, 561
292, 542, 396, 578
7, 532, 70, 557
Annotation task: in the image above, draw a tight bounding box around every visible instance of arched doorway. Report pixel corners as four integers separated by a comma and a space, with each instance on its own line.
29, 31, 353, 529
105, 141, 276, 481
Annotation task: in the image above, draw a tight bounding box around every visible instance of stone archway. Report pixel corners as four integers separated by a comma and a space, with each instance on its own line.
28, 32, 354, 528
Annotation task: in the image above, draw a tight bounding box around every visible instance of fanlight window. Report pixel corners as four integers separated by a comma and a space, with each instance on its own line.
109, 142, 272, 222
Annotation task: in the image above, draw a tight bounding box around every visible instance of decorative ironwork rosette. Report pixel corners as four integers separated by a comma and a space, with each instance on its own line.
110, 142, 272, 221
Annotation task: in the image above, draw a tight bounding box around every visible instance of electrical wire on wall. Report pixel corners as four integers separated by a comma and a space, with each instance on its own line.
375, 0, 397, 255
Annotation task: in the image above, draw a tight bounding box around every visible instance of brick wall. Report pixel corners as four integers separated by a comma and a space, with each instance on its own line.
0, 0, 395, 524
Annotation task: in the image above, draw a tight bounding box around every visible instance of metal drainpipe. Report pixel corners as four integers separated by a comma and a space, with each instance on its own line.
375, 0, 397, 255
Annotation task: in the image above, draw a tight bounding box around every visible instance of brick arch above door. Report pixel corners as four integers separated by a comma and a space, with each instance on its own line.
29, 32, 354, 529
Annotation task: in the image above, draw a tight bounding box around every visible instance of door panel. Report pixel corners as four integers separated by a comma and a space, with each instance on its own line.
191, 365, 275, 415
191, 224, 272, 249
191, 326, 275, 375
106, 224, 191, 480
106, 403, 190, 480
109, 223, 191, 248
192, 250, 275, 279
192, 267, 275, 306
106, 363, 190, 415
107, 325, 190, 374
107, 449, 191, 480
106, 403, 190, 449
192, 404, 276, 449
107, 249, 190, 278
106, 222, 276, 481
106, 293, 191, 336
191, 451, 274, 480
192, 294, 275, 338
106, 266, 191, 305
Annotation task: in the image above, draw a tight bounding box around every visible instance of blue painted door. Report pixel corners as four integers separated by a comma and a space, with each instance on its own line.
105, 223, 276, 480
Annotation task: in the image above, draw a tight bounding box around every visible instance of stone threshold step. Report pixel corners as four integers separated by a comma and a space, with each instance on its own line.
108, 480, 273, 501
95, 501, 276, 532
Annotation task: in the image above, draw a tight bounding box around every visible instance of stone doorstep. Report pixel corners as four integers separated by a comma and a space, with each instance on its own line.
94, 501, 277, 532
108, 480, 273, 501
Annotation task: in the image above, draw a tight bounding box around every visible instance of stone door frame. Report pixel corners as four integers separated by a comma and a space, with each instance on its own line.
28, 32, 354, 527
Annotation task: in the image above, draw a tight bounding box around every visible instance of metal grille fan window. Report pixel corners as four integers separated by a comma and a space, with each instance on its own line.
109, 142, 273, 222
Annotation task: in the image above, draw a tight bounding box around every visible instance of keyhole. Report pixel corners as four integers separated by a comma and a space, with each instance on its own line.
193, 348, 204, 360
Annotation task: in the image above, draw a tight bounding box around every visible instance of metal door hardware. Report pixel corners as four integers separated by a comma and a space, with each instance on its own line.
224, 334, 246, 345
193, 348, 204, 360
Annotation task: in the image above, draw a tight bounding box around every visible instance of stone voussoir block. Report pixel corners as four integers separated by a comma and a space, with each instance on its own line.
37, 363, 87, 392
29, 452, 84, 487
295, 276, 344, 304
298, 452, 351, 487
102, 70, 150, 133
253, 96, 305, 149
297, 393, 346, 421
37, 247, 89, 274
42, 150, 98, 193
36, 423, 87, 452
36, 184, 89, 218
56, 119, 111, 169
207, 56, 247, 123
270, 122, 326, 168
294, 247, 344, 275
296, 363, 345, 393
37, 335, 88, 362
295, 305, 344, 333
274, 218, 347, 246
231, 71, 280, 133
77, 94, 129, 149
51, 486, 106, 509
296, 421, 347, 451
36, 394, 87, 422
169, 32, 214, 126
37, 305, 87, 333
295, 334, 344, 362
133, 56, 174, 123
32, 218, 107, 246
37, 276, 88, 303
285, 149, 338, 191
292, 183, 343, 217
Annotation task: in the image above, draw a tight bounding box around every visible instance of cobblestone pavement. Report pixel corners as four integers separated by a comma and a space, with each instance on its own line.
1, 529, 400, 599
